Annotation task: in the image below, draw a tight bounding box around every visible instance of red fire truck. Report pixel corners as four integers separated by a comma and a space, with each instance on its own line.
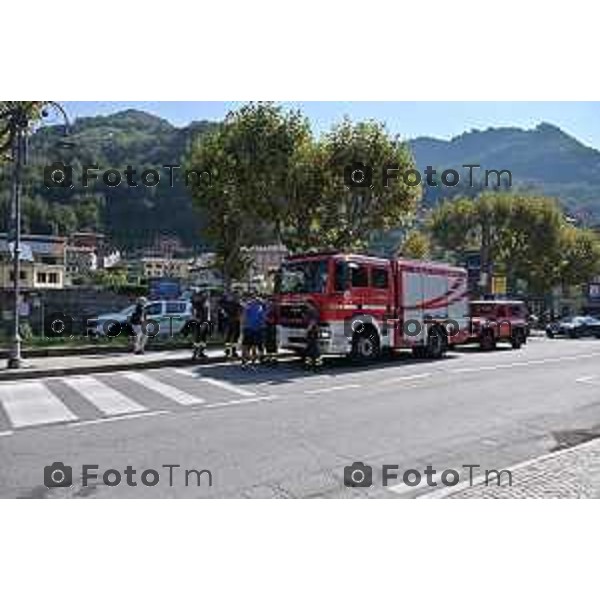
275, 252, 470, 361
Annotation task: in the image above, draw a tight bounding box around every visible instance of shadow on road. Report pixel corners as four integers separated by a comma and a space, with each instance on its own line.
183, 351, 460, 387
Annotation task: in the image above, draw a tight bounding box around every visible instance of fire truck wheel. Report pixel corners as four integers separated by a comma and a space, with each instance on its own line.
480, 329, 496, 351
511, 329, 525, 349
351, 329, 380, 362
426, 326, 446, 359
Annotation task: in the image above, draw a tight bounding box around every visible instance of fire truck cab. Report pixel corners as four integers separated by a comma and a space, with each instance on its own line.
275, 252, 470, 361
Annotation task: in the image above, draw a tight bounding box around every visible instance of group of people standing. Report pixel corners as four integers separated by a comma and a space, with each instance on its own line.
128, 289, 321, 370
190, 289, 278, 368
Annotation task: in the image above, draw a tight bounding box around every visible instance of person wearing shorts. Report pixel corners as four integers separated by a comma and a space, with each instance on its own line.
241, 293, 265, 368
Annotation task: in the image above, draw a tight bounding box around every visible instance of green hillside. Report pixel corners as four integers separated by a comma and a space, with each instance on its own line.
2, 111, 599, 254
0, 109, 217, 251
411, 122, 600, 222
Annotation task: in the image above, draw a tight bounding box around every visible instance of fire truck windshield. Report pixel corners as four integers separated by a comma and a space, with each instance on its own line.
278, 260, 329, 294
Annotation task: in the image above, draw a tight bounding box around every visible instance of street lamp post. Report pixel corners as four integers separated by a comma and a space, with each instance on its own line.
7, 119, 26, 368
5, 102, 71, 369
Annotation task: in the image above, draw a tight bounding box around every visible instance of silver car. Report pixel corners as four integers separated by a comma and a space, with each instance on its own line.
88, 300, 193, 338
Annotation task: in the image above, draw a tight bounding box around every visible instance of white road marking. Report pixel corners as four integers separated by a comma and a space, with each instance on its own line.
202, 377, 256, 397
174, 369, 255, 397
304, 384, 361, 395
66, 409, 170, 428
576, 376, 598, 384
122, 372, 205, 405
62, 376, 146, 415
451, 352, 600, 374
388, 471, 445, 496
380, 372, 432, 384
0, 382, 78, 428
204, 395, 277, 409
0, 430, 14, 437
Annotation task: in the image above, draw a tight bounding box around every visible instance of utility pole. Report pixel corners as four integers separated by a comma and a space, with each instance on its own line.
480, 212, 493, 298
3, 102, 72, 368
7, 123, 24, 368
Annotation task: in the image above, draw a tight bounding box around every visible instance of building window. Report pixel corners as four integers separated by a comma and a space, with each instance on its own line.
10, 270, 27, 281
49, 273, 58, 284
37, 272, 47, 284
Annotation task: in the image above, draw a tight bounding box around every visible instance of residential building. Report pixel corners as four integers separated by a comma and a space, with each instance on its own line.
65, 245, 98, 282
101, 250, 121, 270
0, 234, 66, 290
69, 231, 105, 252
244, 244, 288, 277
140, 257, 191, 280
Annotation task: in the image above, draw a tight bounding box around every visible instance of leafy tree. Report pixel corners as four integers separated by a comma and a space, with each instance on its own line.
187, 103, 311, 287
0, 101, 47, 158
92, 268, 128, 288
2, 107, 218, 250
279, 140, 328, 252
48, 204, 77, 236
296, 119, 420, 251
73, 196, 102, 231
399, 229, 431, 259
559, 227, 600, 288
429, 192, 599, 296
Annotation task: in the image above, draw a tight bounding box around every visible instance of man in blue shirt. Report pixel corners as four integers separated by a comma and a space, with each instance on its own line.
241, 291, 266, 368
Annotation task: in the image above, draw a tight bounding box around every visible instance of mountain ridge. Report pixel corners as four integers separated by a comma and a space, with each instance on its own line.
410, 122, 600, 221
2, 110, 599, 253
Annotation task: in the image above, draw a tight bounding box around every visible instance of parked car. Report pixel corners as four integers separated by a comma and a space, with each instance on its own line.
86, 305, 135, 338
545, 315, 600, 339
464, 300, 529, 350
87, 300, 193, 338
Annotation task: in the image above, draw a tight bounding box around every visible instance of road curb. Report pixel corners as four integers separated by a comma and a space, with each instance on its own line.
0, 341, 222, 359
421, 436, 600, 499
0, 353, 230, 382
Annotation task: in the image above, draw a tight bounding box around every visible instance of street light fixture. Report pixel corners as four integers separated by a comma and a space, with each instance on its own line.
4, 101, 72, 369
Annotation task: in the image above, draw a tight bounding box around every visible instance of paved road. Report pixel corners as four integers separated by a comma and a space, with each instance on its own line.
1, 337, 600, 498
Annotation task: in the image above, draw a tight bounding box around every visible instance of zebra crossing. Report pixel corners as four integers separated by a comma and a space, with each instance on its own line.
0, 368, 262, 432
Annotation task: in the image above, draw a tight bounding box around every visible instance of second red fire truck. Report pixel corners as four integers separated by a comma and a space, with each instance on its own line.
275, 252, 471, 361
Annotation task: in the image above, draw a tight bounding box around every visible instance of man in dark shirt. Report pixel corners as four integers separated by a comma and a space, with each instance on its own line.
263, 297, 278, 364
219, 292, 241, 358
304, 302, 322, 371
191, 291, 210, 360
130, 296, 148, 355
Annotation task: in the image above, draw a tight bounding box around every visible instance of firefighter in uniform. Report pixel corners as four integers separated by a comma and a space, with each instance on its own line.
219, 292, 241, 359
191, 291, 210, 360
304, 302, 322, 371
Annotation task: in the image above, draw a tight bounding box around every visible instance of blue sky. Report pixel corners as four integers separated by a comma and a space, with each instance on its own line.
61, 101, 600, 150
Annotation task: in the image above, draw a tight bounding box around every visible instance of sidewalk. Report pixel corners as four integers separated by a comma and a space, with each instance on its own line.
433, 438, 600, 499
0, 347, 228, 381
